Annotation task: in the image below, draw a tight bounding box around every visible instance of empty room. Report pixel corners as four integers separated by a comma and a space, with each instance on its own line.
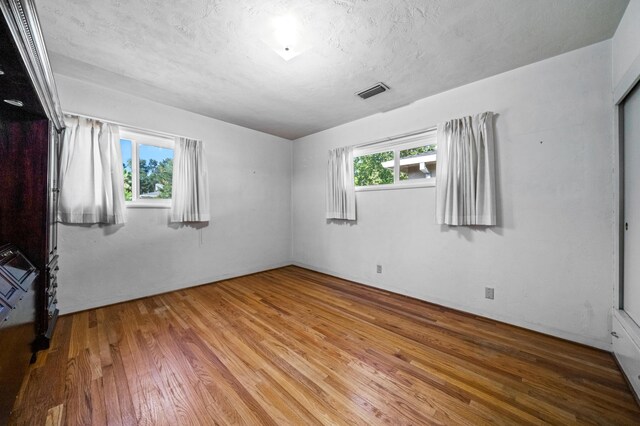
1, 0, 640, 424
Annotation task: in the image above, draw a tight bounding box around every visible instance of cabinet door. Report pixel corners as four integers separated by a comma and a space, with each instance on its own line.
624, 82, 640, 326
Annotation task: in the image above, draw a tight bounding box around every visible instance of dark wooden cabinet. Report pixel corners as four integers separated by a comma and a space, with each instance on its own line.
0, 118, 58, 345
0, 245, 38, 423
0, 0, 64, 421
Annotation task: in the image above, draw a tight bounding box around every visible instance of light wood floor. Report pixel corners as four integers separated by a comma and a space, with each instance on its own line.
9, 266, 640, 425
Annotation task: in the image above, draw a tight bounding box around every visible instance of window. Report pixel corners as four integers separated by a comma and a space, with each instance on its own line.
353, 130, 437, 190
120, 129, 174, 207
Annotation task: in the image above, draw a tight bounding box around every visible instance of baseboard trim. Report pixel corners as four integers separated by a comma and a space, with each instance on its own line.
61, 260, 612, 351
59, 261, 292, 315
292, 261, 611, 351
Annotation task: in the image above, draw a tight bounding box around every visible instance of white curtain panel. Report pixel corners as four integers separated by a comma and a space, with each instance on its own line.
326, 146, 356, 221
171, 137, 210, 222
435, 112, 496, 226
57, 116, 126, 224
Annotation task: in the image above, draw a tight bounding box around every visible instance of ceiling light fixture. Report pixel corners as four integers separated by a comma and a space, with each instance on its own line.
265, 14, 311, 61
274, 15, 297, 53
4, 99, 24, 107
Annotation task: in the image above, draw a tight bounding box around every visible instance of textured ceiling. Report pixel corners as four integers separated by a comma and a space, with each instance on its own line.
35, 0, 629, 140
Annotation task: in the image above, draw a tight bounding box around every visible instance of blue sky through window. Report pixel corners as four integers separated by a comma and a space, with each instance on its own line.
120, 139, 174, 169
140, 144, 174, 163
121, 139, 132, 171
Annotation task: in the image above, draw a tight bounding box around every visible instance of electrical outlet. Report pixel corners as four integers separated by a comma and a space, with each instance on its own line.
376, 264, 382, 274
485, 287, 494, 300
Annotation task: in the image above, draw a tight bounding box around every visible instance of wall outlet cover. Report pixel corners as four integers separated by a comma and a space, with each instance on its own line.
485, 287, 495, 300
376, 265, 382, 273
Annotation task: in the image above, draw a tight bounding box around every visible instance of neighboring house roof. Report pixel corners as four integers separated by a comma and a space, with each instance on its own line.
381, 153, 437, 169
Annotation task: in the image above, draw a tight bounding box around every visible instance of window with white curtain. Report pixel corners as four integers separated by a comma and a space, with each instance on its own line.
57, 116, 127, 224
353, 130, 437, 191
120, 129, 174, 207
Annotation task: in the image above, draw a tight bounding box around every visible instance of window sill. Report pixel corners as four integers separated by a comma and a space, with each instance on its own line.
355, 180, 436, 192
126, 201, 171, 209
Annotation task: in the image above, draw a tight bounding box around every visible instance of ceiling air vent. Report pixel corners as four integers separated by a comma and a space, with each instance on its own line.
356, 82, 390, 99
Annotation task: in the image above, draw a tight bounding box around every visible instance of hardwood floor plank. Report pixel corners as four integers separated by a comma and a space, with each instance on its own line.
107, 341, 137, 426
44, 404, 64, 426
9, 266, 640, 425
101, 365, 123, 426
62, 348, 93, 426
89, 377, 108, 426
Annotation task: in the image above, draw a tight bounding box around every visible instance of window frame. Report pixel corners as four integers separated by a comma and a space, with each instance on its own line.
353, 130, 437, 192
120, 128, 175, 208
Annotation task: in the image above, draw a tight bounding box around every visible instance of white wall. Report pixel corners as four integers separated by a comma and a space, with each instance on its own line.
292, 41, 614, 349
612, 0, 640, 91
55, 75, 292, 314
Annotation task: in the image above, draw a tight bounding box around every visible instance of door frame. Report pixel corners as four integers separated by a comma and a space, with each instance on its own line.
612, 48, 640, 403
614, 53, 640, 313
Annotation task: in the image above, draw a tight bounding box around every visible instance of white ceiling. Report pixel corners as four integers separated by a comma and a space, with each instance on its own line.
36, 0, 629, 140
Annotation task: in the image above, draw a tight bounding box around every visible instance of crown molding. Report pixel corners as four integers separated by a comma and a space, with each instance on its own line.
1, 0, 64, 131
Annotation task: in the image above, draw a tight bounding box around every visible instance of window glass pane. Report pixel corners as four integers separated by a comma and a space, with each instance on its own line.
139, 144, 173, 199
120, 139, 133, 201
354, 151, 394, 186
399, 144, 436, 181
